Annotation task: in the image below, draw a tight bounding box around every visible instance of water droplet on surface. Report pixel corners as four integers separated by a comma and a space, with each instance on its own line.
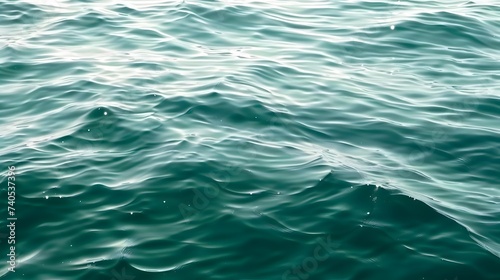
104, 112, 107, 115
390, 25, 395, 30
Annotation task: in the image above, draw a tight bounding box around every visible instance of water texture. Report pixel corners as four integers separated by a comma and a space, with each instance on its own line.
1, 0, 499, 279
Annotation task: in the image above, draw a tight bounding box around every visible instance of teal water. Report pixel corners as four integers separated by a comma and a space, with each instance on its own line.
1, 0, 500, 279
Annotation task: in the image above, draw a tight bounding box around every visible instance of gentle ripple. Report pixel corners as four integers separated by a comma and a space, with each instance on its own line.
0, 0, 499, 279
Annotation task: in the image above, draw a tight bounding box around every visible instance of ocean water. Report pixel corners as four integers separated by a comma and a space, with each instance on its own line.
1, 0, 499, 279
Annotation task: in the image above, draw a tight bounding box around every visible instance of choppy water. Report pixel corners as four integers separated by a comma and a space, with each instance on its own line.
1, 0, 500, 279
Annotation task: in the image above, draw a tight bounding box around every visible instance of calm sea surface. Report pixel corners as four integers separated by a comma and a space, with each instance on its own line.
1, 0, 499, 279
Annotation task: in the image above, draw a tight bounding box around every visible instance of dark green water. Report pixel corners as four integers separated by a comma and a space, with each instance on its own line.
1, 0, 499, 279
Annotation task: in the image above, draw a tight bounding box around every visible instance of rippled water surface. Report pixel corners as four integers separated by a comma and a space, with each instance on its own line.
1, 0, 500, 279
